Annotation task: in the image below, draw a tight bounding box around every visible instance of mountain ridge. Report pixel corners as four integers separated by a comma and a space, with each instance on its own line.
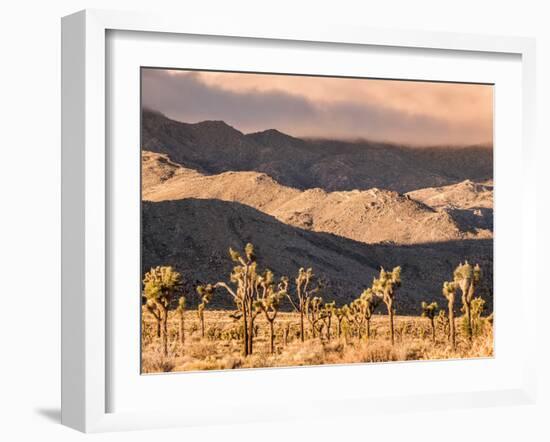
142, 109, 493, 193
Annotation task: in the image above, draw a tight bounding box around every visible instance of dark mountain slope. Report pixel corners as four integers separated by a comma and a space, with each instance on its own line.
142, 198, 493, 314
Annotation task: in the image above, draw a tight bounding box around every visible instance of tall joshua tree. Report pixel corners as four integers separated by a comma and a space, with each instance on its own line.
421, 301, 438, 342
255, 270, 287, 354
453, 261, 482, 341
442, 281, 458, 349
143, 266, 182, 356
285, 267, 320, 341
196, 284, 214, 338
215, 243, 261, 356
372, 267, 401, 345
177, 296, 186, 344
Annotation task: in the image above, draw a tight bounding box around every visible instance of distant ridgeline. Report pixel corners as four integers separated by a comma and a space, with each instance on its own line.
141, 109, 493, 194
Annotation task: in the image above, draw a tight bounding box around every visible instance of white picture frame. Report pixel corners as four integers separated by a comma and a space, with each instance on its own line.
61, 9, 538, 433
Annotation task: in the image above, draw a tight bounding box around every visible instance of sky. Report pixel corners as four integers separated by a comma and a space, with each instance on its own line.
141, 68, 493, 146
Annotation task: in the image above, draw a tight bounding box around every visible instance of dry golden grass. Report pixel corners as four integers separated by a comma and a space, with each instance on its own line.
141, 309, 493, 374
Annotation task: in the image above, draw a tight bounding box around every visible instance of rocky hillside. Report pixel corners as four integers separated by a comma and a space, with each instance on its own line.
407, 180, 493, 232
406, 180, 493, 209
143, 151, 491, 245
142, 109, 493, 193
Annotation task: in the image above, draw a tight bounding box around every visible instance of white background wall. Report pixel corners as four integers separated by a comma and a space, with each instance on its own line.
0, 1, 548, 440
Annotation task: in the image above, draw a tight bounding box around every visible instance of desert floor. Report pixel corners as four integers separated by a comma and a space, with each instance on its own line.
141, 309, 493, 374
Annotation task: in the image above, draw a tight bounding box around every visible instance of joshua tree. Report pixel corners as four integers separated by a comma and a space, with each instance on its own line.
436, 309, 450, 340
196, 283, 214, 338
285, 267, 321, 341
304, 296, 324, 338
341, 305, 352, 344
319, 301, 336, 340
282, 322, 290, 346
143, 266, 182, 356
461, 296, 486, 338
255, 270, 287, 354
334, 306, 348, 339
442, 281, 458, 349
361, 288, 380, 340
453, 262, 482, 341
214, 243, 263, 356
176, 296, 186, 344
421, 301, 438, 342
372, 267, 401, 345
348, 298, 366, 338
143, 301, 162, 338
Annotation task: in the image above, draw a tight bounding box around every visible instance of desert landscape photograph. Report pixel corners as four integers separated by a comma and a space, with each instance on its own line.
140, 68, 494, 373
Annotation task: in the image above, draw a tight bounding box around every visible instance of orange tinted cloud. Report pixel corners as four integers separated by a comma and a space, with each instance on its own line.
144, 69, 493, 146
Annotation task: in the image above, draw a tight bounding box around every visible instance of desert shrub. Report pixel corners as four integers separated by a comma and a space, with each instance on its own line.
206, 325, 223, 341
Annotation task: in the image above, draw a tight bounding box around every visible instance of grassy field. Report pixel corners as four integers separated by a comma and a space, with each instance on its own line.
141, 309, 493, 374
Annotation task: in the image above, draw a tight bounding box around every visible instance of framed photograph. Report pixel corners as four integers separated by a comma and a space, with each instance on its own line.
61, 9, 537, 432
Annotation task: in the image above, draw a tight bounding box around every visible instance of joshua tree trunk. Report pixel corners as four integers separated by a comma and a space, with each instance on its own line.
160, 307, 168, 357
465, 302, 473, 341
326, 317, 332, 340
387, 301, 395, 345
299, 307, 305, 342
337, 319, 342, 339
147, 306, 161, 338
430, 317, 435, 342
283, 323, 289, 346
241, 302, 249, 356
179, 311, 185, 344
366, 318, 371, 340
448, 301, 456, 350
199, 312, 205, 338
269, 321, 275, 354
247, 303, 254, 355
311, 323, 317, 338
